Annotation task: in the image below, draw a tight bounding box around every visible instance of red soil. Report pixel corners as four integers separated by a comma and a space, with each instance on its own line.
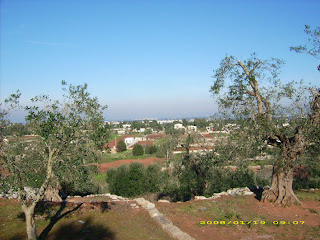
98, 157, 166, 172
155, 193, 320, 240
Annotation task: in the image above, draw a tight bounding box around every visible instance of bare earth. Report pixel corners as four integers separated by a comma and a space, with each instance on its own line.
155, 193, 320, 240
98, 157, 166, 172
1, 191, 319, 239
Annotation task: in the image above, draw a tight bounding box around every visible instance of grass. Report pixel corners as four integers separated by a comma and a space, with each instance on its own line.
295, 190, 320, 201
98, 150, 158, 163
156, 192, 320, 240
0, 198, 173, 240
93, 173, 107, 181
248, 158, 276, 166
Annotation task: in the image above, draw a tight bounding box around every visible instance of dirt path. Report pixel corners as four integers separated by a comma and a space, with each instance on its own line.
99, 157, 166, 172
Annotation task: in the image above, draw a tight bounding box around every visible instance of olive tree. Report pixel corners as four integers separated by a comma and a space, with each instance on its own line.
210, 52, 319, 206
1, 81, 109, 240
290, 25, 320, 61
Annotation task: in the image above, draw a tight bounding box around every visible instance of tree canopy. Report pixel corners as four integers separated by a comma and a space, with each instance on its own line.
210, 46, 319, 206
1, 81, 110, 240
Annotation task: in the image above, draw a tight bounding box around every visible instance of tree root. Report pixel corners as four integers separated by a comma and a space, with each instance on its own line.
261, 188, 301, 206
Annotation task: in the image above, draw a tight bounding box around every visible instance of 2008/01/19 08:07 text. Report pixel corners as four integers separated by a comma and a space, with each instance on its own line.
200, 221, 305, 225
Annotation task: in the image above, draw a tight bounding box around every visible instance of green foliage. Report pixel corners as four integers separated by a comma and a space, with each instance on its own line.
293, 162, 320, 190
1, 81, 109, 198
106, 163, 164, 198
145, 145, 151, 154
116, 139, 127, 152
0, 91, 21, 150
55, 151, 99, 196
144, 164, 163, 193
148, 120, 163, 131
132, 144, 144, 156
149, 145, 157, 154
290, 25, 320, 60
182, 119, 188, 127
145, 144, 157, 154
2, 123, 31, 137
205, 166, 270, 196
131, 121, 146, 130
162, 149, 269, 201
156, 136, 178, 159
144, 128, 152, 135
193, 118, 209, 129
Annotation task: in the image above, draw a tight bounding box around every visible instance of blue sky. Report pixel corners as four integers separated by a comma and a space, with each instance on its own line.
1, 0, 319, 122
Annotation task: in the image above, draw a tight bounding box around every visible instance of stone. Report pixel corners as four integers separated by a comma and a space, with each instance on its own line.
158, 199, 170, 203
257, 235, 274, 239
195, 196, 210, 200
243, 191, 254, 196
148, 208, 160, 217
227, 190, 236, 196
134, 198, 146, 205
146, 202, 155, 209
155, 215, 173, 227
198, 207, 207, 212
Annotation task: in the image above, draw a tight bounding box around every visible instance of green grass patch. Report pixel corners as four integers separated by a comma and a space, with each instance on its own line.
92, 173, 107, 181
99, 150, 158, 163
294, 190, 320, 201
248, 158, 276, 166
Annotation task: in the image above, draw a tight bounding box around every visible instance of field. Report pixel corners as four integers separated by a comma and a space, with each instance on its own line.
99, 150, 159, 163
0, 197, 173, 240
0, 190, 319, 240
155, 190, 320, 240
98, 157, 166, 172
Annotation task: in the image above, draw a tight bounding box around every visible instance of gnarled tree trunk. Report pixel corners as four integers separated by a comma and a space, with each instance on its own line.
262, 130, 306, 206
261, 160, 300, 206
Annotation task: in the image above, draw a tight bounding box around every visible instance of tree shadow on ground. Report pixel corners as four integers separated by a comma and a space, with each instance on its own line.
8, 233, 26, 240
47, 217, 115, 240
38, 201, 83, 240
15, 201, 114, 240
17, 201, 58, 221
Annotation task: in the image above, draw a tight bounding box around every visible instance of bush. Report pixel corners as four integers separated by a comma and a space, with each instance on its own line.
116, 139, 126, 152
204, 166, 257, 196
106, 163, 164, 197
145, 145, 157, 155
132, 144, 144, 156
145, 145, 151, 154
293, 164, 320, 190
150, 145, 158, 154
59, 165, 99, 196
144, 164, 163, 193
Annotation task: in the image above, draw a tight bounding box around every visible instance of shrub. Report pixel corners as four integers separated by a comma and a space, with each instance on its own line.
204, 166, 258, 196
145, 145, 151, 154
150, 145, 158, 154
144, 164, 163, 193
106, 163, 164, 198
293, 164, 320, 190
229, 165, 256, 188
116, 139, 126, 152
132, 144, 144, 156
145, 144, 157, 155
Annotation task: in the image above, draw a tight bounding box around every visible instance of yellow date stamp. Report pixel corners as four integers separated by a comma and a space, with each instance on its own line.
200, 221, 305, 225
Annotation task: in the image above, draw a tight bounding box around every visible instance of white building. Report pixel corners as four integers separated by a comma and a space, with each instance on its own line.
123, 124, 131, 129
174, 123, 184, 129
124, 137, 135, 146
187, 126, 197, 132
